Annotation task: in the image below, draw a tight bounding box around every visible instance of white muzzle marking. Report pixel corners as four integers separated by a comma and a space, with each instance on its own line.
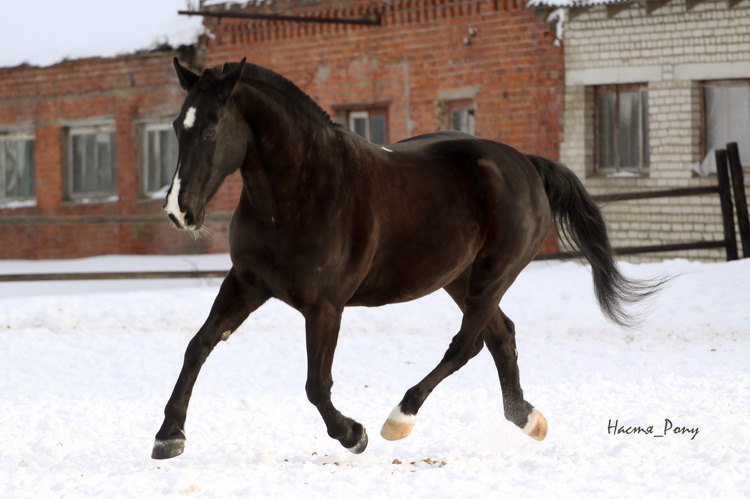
165, 172, 189, 228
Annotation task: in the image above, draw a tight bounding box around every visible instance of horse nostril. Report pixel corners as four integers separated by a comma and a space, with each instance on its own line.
167, 213, 182, 228
184, 210, 194, 227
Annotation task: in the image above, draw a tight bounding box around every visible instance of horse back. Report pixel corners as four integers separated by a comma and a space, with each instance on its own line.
348, 133, 550, 305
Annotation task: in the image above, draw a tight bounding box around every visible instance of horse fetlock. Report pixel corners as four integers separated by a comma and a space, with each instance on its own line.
502, 398, 533, 426
380, 405, 416, 441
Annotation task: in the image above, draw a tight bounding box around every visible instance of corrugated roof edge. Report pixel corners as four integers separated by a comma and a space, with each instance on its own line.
525, 0, 633, 7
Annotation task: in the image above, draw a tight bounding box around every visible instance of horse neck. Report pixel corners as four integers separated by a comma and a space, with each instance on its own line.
235, 85, 346, 212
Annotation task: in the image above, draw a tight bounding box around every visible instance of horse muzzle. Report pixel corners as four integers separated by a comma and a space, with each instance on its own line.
165, 205, 204, 231
164, 176, 205, 231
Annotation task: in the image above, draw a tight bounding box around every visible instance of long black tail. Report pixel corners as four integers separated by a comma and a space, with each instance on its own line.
527, 154, 661, 327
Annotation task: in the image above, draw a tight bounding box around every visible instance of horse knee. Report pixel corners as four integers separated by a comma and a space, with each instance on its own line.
305, 380, 332, 406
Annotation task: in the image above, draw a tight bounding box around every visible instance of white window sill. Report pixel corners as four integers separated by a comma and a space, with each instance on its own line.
603, 171, 645, 178
0, 199, 37, 210
142, 186, 170, 200
67, 195, 119, 205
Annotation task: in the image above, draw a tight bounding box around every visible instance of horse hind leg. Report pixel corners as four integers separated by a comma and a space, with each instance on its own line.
484, 310, 547, 441
380, 271, 547, 443
445, 270, 546, 440
380, 268, 501, 441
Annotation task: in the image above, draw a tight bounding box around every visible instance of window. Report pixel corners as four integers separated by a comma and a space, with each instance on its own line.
335, 107, 389, 144
594, 84, 649, 175
696, 80, 750, 176
443, 99, 475, 135
0, 131, 35, 206
66, 124, 117, 201
141, 123, 178, 198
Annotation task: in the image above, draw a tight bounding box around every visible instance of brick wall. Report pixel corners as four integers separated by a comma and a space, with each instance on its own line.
558, 0, 750, 261
0, 51, 238, 259
203, 0, 563, 253
0, 0, 563, 259
204, 0, 562, 156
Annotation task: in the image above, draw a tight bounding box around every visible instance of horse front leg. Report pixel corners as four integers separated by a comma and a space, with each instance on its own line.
303, 302, 368, 454
152, 269, 270, 459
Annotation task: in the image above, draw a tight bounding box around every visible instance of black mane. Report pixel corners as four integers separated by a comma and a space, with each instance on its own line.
217, 62, 336, 127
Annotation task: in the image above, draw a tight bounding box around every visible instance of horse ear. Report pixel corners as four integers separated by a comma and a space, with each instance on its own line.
217, 58, 247, 101
173, 57, 200, 90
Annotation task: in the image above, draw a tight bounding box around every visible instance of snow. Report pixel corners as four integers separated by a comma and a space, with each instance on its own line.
0, 255, 748, 497
0, 1, 205, 68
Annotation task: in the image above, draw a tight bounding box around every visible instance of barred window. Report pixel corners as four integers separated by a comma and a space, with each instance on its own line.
594, 84, 649, 176
335, 106, 389, 145
445, 99, 475, 135
141, 123, 178, 198
0, 132, 35, 205
695, 80, 750, 176
66, 124, 117, 201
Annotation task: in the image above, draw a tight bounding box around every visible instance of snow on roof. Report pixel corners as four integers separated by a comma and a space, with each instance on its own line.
0, 0, 205, 69
526, 0, 633, 7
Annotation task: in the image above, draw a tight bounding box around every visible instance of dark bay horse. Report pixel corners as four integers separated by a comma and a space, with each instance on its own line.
152, 58, 656, 459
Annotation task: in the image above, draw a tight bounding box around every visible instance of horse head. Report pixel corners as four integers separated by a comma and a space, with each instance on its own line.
164, 58, 249, 230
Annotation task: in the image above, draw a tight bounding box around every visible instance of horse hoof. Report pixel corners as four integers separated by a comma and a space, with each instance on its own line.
522, 408, 548, 441
151, 438, 185, 460
380, 406, 416, 441
345, 426, 369, 454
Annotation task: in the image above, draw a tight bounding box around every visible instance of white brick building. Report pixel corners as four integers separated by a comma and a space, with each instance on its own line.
529, 0, 750, 261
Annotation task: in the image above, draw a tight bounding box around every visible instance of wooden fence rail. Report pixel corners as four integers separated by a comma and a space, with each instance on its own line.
537, 142, 749, 262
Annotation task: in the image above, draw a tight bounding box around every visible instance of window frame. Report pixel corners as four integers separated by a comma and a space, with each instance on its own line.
593, 83, 650, 177
699, 79, 750, 174
334, 104, 390, 144
139, 120, 179, 200
64, 122, 118, 203
442, 99, 476, 135
0, 129, 36, 206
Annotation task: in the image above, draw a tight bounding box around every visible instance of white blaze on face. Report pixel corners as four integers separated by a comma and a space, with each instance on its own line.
183, 107, 197, 129
165, 170, 187, 228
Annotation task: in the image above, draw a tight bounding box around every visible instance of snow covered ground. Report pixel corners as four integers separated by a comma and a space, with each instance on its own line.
0, 255, 748, 497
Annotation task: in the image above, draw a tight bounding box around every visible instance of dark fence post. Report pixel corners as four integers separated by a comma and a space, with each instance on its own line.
726, 142, 750, 258
715, 149, 738, 261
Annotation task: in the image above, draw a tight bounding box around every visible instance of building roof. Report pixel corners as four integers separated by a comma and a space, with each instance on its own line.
526, 0, 632, 7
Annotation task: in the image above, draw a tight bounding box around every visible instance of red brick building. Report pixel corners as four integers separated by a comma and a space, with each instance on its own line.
0, 0, 562, 259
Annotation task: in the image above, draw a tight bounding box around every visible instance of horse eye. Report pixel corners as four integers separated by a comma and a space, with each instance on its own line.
203, 128, 217, 140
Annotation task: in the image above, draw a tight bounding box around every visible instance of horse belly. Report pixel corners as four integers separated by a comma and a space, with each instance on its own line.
347, 235, 477, 306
